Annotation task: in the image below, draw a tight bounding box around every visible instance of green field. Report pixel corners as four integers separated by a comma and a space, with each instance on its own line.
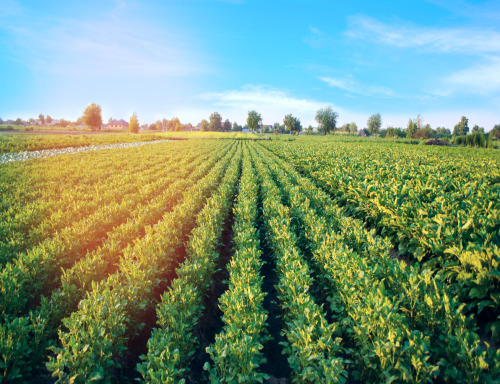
0, 135, 498, 383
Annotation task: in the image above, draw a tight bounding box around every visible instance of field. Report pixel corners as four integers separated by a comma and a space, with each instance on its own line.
0, 135, 499, 383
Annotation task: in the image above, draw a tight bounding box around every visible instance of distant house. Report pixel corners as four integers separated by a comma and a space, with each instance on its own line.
105, 119, 129, 130
241, 128, 250, 133
358, 129, 369, 137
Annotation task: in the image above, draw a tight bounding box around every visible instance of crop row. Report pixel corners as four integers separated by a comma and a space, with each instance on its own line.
204, 145, 269, 383
251, 144, 347, 383
261, 139, 500, 339
46, 141, 238, 383
0, 144, 196, 266
138, 144, 241, 383
0, 140, 234, 381
254, 143, 499, 382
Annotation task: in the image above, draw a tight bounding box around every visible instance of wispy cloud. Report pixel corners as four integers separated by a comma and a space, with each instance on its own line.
0, 1, 204, 77
199, 84, 339, 124
319, 76, 396, 97
442, 57, 500, 95
346, 15, 500, 55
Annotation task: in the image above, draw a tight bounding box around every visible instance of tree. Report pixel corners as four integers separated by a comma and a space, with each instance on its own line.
348, 122, 358, 133
39, 114, 45, 125
247, 110, 262, 133
305, 125, 314, 135
472, 125, 484, 134
415, 114, 424, 129
209, 112, 222, 132
367, 113, 382, 135
59, 118, 70, 127
223, 119, 232, 132
201, 119, 209, 131
155, 120, 162, 131
232, 122, 242, 132
489, 124, 500, 139
46, 115, 53, 124
14, 118, 23, 126
407, 119, 417, 139
283, 113, 302, 135
315, 106, 338, 135
453, 116, 469, 136
129, 113, 139, 133
82, 104, 102, 131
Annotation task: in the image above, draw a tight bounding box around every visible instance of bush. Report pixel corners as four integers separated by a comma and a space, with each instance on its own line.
452, 132, 493, 148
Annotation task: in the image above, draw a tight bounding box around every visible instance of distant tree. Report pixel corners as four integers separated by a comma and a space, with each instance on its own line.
406, 119, 417, 139
247, 110, 262, 133
385, 126, 406, 138
155, 120, 162, 130
340, 123, 350, 132
76, 117, 84, 126
272, 122, 281, 133
435, 127, 451, 138
46, 115, 53, 124
489, 124, 500, 139
472, 125, 485, 133
0, 117, 3, 124
415, 124, 435, 139
184, 123, 193, 131
232, 122, 238, 131
415, 114, 424, 129
129, 113, 139, 133
38, 114, 45, 125
223, 119, 232, 132
315, 107, 338, 135
305, 125, 314, 135
348, 122, 358, 133
209, 112, 223, 132
453, 116, 469, 136
108, 117, 113, 124
82, 104, 102, 131
14, 118, 23, 126
28, 118, 36, 125
367, 113, 382, 135
283, 114, 302, 135
59, 118, 70, 127
201, 119, 209, 132
232, 122, 243, 132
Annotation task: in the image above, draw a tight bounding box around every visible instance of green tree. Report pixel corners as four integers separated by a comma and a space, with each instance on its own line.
155, 120, 162, 130
407, 119, 417, 139
367, 113, 382, 135
82, 104, 102, 131
489, 124, 500, 139
38, 114, 45, 125
348, 122, 358, 133
247, 110, 262, 133
283, 113, 302, 135
453, 116, 469, 136
201, 119, 209, 131
209, 112, 222, 132
223, 119, 232, 132
129, 113, 139, 133
472, 125, 485, 133
315, 106, 338, 135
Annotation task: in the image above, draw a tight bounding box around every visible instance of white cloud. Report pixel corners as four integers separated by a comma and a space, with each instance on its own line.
346, 15, 500, 55
199, 85, 340, 125
0, 2, 204, 77
444, 57, 500, 94
319, 76, 396, 97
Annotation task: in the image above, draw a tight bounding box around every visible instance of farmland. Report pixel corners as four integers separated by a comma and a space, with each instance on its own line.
0, 135, 499, 383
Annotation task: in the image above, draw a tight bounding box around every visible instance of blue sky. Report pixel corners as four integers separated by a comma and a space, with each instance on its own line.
1, 0, 500, 129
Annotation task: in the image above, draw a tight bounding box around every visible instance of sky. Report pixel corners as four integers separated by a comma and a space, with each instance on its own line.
1, 0, 500, 130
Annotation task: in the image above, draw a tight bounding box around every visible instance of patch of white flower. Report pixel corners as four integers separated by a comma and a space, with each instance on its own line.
0, 140, 170, 164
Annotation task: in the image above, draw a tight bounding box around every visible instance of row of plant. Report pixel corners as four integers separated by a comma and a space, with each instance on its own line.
137, 145, 242, 383
0, 143, 195, 266
261, 139, 500, 339
255, 143, 499, 382
250, 145, 347, 383
0, 142, 220, 323
46, 142, 238, 383
204, 145, 270, 383
0, 142, 226, 381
